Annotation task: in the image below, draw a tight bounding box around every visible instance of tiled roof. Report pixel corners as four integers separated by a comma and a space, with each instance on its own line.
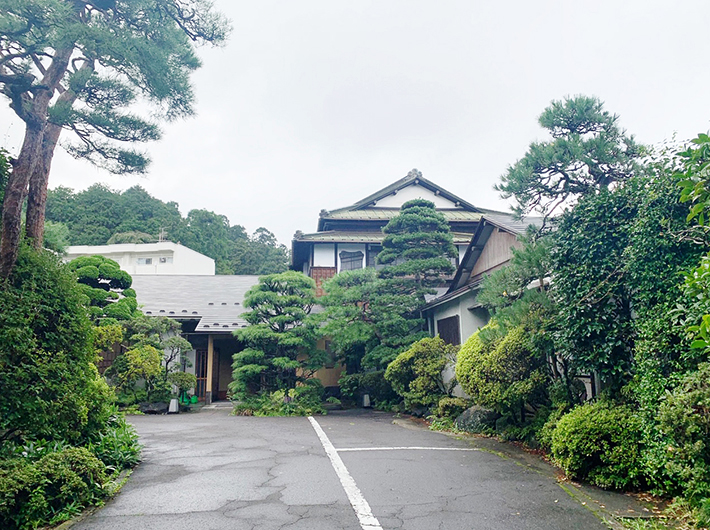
294, 230, 474, 245
480, 212, 543, 234
132, 275, 260, 333
322, 208, 483, 222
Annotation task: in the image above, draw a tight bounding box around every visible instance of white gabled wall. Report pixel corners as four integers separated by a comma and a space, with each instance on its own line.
374, 184, 460, 209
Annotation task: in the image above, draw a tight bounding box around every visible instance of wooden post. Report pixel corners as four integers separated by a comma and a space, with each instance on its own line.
206, 334, 214, 404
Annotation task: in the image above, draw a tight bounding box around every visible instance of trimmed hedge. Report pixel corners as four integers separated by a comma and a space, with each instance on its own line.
549, 400, 645, 490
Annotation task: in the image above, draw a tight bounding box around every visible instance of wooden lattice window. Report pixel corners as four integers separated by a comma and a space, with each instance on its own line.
340, 250, 364, 271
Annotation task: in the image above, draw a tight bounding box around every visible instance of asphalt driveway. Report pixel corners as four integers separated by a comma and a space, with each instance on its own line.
71, 407, 633, 530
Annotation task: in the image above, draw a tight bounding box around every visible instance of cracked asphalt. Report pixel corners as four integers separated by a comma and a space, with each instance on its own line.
72, 408, 612, 530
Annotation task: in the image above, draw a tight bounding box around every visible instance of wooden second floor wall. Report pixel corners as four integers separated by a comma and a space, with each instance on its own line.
470, 228, 520, 279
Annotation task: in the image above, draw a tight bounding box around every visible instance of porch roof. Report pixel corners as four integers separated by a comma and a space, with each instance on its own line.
131, 275, 260, 333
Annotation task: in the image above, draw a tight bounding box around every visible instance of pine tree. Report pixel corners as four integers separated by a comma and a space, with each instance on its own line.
365, 198, 457, 368
230, 271, 323, 396
0, 0, 229, 277
495, 95, 641, 224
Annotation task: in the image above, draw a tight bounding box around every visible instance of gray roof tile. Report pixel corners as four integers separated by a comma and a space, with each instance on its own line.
132, 275, 260, 333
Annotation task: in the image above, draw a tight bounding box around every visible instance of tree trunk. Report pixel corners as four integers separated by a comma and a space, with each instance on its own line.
25, 123, 62, 247
26, 61, 89, 247
0, 46, 72, 277
0, 126, 44, 279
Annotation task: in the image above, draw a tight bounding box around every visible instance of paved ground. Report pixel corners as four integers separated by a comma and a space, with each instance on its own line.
72, 407, 647, 530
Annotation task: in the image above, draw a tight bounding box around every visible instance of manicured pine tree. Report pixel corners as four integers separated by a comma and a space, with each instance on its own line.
230, 271, 324, 396
365, 198, 457, 368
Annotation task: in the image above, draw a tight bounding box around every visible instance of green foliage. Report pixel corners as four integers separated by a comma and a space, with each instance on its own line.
319, 268, 380, 373
67, 254, 136, 323
86, 415, 142, 471
231, 271, 320, 396
0, 148, 9, 206
338, 370, 399, 409
168, 371, 197, 393
107, 231, 155, 244
678, 133, 710, 227
233, 380, 326, 417
42, 220, 70, 254
455, 325, 547, 421
0, 447, 108, 530
435, 397, 472, 419
659, 363, 710, 504
385, 337, 457, 410
496, 95, 640, 220
549, 401, 645, 490
0, 245, 114, 444
326, 197, 458, 371
0, 1, 229, 174
552, 186, 637, 391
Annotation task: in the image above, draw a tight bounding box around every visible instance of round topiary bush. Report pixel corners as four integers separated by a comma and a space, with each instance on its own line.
455, 325, 546, 419
550, 400, 645, 490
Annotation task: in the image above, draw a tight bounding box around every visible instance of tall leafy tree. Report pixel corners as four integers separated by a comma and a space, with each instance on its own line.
229, 227, 289, 275
230, 271, 323, 396
496, 95, 641, 223
0, 0, 229, 278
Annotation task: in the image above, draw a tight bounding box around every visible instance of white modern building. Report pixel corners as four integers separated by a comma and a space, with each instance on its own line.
64, 242, 215, 276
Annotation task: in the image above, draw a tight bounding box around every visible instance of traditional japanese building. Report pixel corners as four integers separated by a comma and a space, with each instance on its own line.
291, 169, 486, 295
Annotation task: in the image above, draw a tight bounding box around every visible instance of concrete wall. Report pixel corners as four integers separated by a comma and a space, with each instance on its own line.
431, 291, 489, 345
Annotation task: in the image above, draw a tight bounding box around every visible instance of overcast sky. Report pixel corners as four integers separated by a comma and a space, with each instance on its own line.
2, 0, 709, 245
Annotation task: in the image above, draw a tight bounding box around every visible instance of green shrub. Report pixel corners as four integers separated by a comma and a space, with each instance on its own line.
436, 397, 471, 419
385, 336, 457, 411
338, 370, 398, 408
455, 325, 547, 421
550, 400, 645, 490
0, 447, 107, 530
233, 380, 326, 416
87, 415, 142, 470
659, 363, 710, 504
0, 245, 114, 444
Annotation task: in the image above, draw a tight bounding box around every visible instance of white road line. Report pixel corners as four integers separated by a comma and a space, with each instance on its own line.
308, 416, 383, 530
336, 446, 479, 452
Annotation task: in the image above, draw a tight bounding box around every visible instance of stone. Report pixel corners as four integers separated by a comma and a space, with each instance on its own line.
139, 401, 169, 414
454, 405, 500, 433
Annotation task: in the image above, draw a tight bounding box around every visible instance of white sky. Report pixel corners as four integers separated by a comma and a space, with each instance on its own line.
2, 0, 709, 245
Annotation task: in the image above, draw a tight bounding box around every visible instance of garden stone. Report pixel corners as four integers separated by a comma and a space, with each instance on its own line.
139, 402, 169, 414
455, 405, 499, 432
